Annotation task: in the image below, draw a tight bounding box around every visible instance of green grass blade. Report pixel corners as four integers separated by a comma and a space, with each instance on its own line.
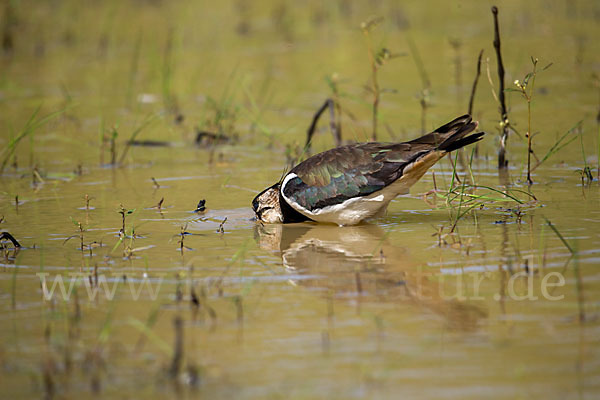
535, 120, 581, 169
544, 217, 575, 255
128, 317, 172, 356
118, 113, 161, 164
1, 105, 71, 172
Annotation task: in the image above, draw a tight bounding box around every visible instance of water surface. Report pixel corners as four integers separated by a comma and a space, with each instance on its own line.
1, 0, 599, 398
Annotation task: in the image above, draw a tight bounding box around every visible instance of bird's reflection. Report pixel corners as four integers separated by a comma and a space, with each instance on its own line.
254, 223, 487, 331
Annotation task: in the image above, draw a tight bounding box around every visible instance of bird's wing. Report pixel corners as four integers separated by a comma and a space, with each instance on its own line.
281, 143, 427, 212
279, 114, 483, 214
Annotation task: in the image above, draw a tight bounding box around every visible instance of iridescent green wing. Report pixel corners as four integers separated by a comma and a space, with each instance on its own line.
282, 143, 420, 212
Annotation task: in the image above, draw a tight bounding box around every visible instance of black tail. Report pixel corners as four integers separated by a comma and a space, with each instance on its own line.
430, 114, 484, 152
434, 114, 474, 135
407, 114, 484, 152
441, 131, 485, 152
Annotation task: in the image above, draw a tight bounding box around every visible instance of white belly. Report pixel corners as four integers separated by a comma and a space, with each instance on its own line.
303, 193, 388, 225
293, 180, 412, 226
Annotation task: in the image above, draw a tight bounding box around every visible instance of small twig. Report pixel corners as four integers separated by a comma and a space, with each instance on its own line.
305, 99, 335, 151
217, 217, 227, 234
168, 316, 183, 378
32, 167, 45, 186
526, 59, 538, 184
328, 97, 341, 146
468, 50, 484, 115
178, 223, 189, 253
492, 6, 509, 169
326, 74, 343, 146
0, 232, 22, 248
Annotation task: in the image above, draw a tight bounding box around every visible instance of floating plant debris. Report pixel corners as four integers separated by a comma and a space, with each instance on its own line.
194, 200, 206, 213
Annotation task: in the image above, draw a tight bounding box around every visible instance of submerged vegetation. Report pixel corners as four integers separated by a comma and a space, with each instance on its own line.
0, 0, 599, 399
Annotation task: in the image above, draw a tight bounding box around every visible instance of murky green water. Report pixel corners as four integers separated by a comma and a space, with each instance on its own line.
1, 0, 600, 398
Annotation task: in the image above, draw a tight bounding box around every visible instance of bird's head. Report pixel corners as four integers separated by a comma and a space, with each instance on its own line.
252, 183, 283, 223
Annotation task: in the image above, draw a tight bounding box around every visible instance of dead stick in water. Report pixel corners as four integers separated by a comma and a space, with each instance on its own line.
305, 99, 337, 151
328, 98, 341, 147
0, 232, 21, 248
492, 6, 509, 169
169, 316, 183, 378
468, 50, 484, 115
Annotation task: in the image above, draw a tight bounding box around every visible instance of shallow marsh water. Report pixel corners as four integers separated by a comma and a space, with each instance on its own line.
1, 0, 600, 399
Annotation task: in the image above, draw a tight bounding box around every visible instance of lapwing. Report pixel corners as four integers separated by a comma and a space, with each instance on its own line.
253, 114, 484, 226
